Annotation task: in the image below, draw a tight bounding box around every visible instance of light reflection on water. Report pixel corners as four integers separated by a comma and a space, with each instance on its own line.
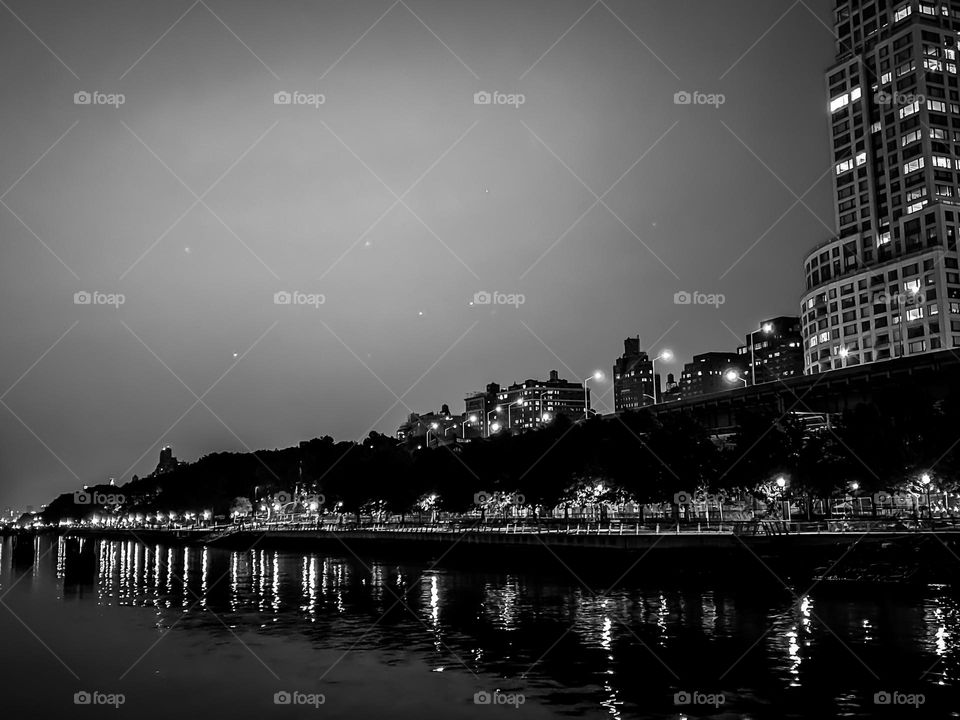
0, 535, 958, 718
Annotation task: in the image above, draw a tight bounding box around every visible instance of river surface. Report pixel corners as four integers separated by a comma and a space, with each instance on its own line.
0, 534, 957, 718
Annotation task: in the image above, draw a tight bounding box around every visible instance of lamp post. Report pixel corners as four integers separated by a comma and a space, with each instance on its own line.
725, 369, 747, 388
650, 352, 672, 404
462, 414, 478, 438
486, 407, 501, 438
426, 422, 439, 448
921, 473, 932, 519
776, 476, 790, 522
506, 399, 524, 430
582, 370, 604, 419
839, 346, 849, 369
749, 322, 774, 385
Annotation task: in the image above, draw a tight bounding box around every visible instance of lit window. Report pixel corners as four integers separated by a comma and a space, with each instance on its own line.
881, 71, 892, 84
877, 232, 891, 246
894, 3, 912, 22
850, 86, 862, 101
928, 99, 947, 112
900, 100, 920, 118
836, 159, 854, 175
856, 152, 867, 166
830, 93, 850, 113
933, 155, 953, 169
901, 129, 922, 146
906, 200, 928, 214
906, 307, 924, 321
903, 157, 925, 175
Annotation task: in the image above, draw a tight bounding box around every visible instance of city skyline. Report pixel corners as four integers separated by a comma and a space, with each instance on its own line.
1, 0, 838, 509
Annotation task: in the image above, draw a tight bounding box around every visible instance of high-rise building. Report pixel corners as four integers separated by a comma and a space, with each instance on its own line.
612, 337, 660, 412
737, 317, 804, 384
680, 352, 745, 398
801, 1, 960, 373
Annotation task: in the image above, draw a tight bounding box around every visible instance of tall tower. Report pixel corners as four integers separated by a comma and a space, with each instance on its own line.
801, 0, 960, 373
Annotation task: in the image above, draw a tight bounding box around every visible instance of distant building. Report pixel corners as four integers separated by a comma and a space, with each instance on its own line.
680, 352, 746, 398
737, 316, 804, 384
491, 370, 589, 433
396, 404, 461, 447
612, 337, 660, 412
464, 383, 501, 437
148, 446, 184, 478
661, 372, 682, 403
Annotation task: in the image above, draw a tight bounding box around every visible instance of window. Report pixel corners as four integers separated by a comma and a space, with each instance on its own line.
902, 129, 923, 146
933, 155, 953, 169
856, 151, 867, 166
928, 99, 948, 112
830, 93, 850, 113
900, 100, 921, 118
894, 3, 912, 22
904, 157, 926, 175
837, 159, 855, 175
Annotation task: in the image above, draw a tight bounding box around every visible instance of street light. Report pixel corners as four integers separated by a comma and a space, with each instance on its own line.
583, 370, 604, 419
462, 414, 478, 438
651, 351, 673, 404
921, 472, 932, 518
506, 399, 524, 429
839, 346, 849, 369
775, 476, 790, 522
725, 369, 747, 388
426, 422, 440, 447
490, 421, 502, 434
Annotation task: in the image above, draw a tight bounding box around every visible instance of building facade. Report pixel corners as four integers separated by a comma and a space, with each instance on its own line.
680, 352, 746, 398
801, 0, 960, 373
737, 317, 804, 384
612, 337, 661, 412
492, 370, 589, 432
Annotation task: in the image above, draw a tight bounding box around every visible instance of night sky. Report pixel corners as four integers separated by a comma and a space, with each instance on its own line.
1, 0, 837, 509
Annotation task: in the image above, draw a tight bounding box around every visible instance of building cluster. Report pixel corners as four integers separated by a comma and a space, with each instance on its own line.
612, 316, 804, 410
401, 1, 960, 446
398, 370, 592, 448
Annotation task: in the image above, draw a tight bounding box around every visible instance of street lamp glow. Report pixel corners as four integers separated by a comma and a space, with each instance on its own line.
850, 481, 859, 491
592, 370, 604, 381
657, 349, 673, 362
775, 476, 786, 489
762, 322, 774, 333
495, 405, 502, 413
430, 422, 439, 430
725, 370, 740, 383
839, 347, 849, 358
490, 422, 502, 433
468, 414, 478, 423
921, 473, 931, 485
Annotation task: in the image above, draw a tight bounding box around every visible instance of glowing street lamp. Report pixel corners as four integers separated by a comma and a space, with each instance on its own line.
749, 322, 775, 385
651, 351, 672, 404
725, 369, 747, 388
839, 346, 850, 368
490, 421, 502, 434
486, 408, 500, 438
583, 370, 604, 419
462, 414, 478, 437
426, 421, 440, 447
921, 472, 932, 518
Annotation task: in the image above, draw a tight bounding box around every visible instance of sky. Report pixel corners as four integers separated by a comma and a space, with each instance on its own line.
0, 0, 838, 509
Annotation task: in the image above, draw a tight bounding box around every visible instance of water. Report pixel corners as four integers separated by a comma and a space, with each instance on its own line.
0, 535, 957, 718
